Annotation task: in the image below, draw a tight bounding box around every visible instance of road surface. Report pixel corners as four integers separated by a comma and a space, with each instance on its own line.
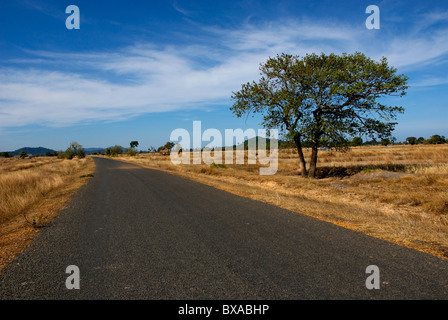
1, 157, 447, 299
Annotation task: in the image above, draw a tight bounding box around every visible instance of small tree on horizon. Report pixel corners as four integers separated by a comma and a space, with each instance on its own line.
417, 137, 426, 144
105, 145, 123, 156
158, 141, 175, 152
427, 134, 446, 144
406, 137, 417, 145
65, 141, 85, 159
127, 141, 139, 156
351, 137, 363, 147
148, 146, 156, 153
381, 138, 391, 146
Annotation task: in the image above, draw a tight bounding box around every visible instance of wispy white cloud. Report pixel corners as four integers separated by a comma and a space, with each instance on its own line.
20, 0, 63, 20
1, 16, 448, 128
411, 76, 448, 87
173, 1, 192, 17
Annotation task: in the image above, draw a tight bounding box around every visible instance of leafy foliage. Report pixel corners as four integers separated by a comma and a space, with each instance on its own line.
427, 135, 446, 145
65, 141, 85, 159
105, 145, 123, 156
158, 141, 175, 152
0, 152, 13, 158
231, 52, 408, 177
406, 137, 417, 145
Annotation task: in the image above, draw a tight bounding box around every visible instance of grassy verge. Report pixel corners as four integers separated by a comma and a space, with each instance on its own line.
0, 156, 95, 272
112, 144, 448, 260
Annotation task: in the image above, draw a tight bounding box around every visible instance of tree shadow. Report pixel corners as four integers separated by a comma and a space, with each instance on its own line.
315, 164, 416, 179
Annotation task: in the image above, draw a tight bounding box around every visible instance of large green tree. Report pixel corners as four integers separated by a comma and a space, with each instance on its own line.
231, 52, 408, 178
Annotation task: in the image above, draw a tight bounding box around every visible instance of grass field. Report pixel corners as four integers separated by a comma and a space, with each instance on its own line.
0, 156, 95, 271
1, 145, 446, 272
114, 144, 448, 259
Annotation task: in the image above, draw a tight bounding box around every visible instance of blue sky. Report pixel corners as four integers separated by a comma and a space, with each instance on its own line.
1, 0, 447, 151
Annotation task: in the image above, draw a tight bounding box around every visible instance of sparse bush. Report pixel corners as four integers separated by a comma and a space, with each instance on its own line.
0, 152, 12, 158
417, 137, 426, 144
104, 145, 123, 156
65, 148, 75, 159
427, 134, 446, 145
77, 149, 86, 159
351, 137, 363, 147
148, 146, 156, 153
158, 142, 175, 152
57, 151, 67, 159
406, 137, 417, 145
65, 141, 85, 160
126, 148, 137, 156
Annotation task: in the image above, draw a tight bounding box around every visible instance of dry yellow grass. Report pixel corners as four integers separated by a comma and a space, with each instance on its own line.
114, 144, 448, 259
0, 156, 95, 272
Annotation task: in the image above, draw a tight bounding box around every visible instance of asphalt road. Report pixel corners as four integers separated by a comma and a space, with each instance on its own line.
1, 157, 447, 300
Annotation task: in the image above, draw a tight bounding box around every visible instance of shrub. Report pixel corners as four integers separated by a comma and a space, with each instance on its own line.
126, 148, 137, 156
65, 148, 75, 159
427, 135, 446, 145
406, 137, 417, 145
77, 149, 86, 159
65, 141, 85, 159
210, 163, 226, 169
105, 145, 123, 156
351, 137, 363, 147
0, 152, 12, 158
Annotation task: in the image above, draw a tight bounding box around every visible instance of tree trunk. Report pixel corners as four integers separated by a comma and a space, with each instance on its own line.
308, 143, 319, 178
309, 110, 322, 179
293, 134, 308, 177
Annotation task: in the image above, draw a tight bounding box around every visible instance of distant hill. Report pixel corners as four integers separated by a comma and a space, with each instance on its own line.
10, 147, 56, 156
84, 148, 106, 154
240, 136, 278, 149
1, 147, 108, 156
210, 136, 282, 151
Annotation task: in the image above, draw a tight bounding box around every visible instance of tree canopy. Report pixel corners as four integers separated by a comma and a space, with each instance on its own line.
158, 141, 175, 152
65, 141, 85, 159
231, 52, 409, 177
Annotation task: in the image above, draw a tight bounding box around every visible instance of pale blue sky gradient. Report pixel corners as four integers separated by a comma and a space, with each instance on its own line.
1, 0, 447, 151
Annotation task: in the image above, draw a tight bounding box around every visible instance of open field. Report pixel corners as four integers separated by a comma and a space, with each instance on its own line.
0, 156, 95, 272
113, 144, 448, 259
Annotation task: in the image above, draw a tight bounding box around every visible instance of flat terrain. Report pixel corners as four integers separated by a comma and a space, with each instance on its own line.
117, 144, 448, 259
1, 157, 447, 299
